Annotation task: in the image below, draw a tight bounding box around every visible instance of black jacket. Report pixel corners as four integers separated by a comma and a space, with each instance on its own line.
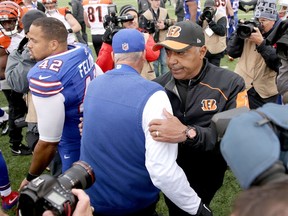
153, 59, 247, 204
154, 59, 246, 150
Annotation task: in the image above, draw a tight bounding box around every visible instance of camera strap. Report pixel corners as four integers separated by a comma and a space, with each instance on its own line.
150, 8, 160, 21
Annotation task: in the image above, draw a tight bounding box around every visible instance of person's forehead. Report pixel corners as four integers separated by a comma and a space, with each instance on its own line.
126, 10, 138, 17
258, 18, 270, 22
28, 25, 44, 37
165, 46, 196, 53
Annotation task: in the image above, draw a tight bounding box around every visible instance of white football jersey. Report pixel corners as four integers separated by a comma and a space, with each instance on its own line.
215, 0, 228, 15
83, 0, 115, 35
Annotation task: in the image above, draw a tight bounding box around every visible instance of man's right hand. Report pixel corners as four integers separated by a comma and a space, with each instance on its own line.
102, 28, 113, 44
42, 189, 93, 216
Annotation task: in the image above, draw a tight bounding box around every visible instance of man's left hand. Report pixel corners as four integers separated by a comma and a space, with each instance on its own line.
19, 178, 29, 191
148, 108, 187, 143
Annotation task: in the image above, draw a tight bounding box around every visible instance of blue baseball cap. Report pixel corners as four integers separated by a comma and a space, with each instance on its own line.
112, 29, 145, 54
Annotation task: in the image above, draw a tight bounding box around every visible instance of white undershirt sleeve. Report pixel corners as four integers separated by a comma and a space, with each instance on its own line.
143, 90, 201, 215
32, 93, 65, 142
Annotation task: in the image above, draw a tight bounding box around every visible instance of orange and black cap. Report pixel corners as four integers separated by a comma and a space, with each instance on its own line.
153, 21, 205, 52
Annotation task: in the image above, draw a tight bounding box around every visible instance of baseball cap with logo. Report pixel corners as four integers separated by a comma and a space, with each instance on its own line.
112, 29, 145, 54
153, 21, 205, 52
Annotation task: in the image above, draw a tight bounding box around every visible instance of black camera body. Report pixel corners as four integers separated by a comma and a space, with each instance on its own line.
102, 12, 134, 42
18, 161, 95, 216
139, 17, 175, 35
102, 5, 134, 43
266, 19, 288, 60
103, 13, 135, 30
14, 116, 27, 128
202, 7, 215, 21
211, 106, 250, 141
236, 20, 261, 39
143, 19, 157, 34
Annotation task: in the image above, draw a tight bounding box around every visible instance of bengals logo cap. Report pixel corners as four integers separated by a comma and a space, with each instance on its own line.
153, 21, 205, 52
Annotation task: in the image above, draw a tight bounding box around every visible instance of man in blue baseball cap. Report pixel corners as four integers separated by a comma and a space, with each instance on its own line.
80, 28, 211, 216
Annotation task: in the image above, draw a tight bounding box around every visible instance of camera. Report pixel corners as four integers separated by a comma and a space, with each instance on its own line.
18, 161, 95, 216
103, 5, 134, 39
139, 15, 176, 34
141, 19, 157, 34
103, 13, 135, 30
202, 7, 215, 20
236, 19, 261, 39
266, 19, 288, 60
211, 106, 249, 141
14, 116, 27, 128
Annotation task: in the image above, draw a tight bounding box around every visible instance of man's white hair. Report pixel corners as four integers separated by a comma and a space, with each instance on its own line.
114, 52, 143, 63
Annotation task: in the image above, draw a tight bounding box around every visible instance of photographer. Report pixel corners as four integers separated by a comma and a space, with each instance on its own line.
227, 0, 281, 109
96, 4, 160, 80
220, 18, 288, 216
140, 0, 174, 77
198, 0, 227, 67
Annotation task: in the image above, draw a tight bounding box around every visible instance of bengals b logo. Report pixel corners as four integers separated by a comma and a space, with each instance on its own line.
167, 26, 181, 38
201, 99, 217, 111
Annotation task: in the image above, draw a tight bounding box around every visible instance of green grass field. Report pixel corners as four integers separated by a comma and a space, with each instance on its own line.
0, 0, 253, 215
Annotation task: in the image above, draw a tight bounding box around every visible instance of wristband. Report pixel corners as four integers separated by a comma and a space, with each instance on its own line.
67, 28, 73, 33
26, 173, 39, 181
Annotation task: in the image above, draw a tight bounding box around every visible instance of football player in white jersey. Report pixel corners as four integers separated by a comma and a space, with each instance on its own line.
42, 0, 81, 44
278, 0, 288, 20
83, 0, 114, 56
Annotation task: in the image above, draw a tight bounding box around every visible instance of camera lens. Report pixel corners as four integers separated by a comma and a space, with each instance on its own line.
204, 10, 212, 20
58, 160, 95, 190
237, 25, 253, 39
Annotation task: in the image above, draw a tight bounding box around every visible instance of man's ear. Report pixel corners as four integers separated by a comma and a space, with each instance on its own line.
111, 51, 114, 61
199, 45, 207, 59
49, 39, 59, 51
142, 50, 146, 61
